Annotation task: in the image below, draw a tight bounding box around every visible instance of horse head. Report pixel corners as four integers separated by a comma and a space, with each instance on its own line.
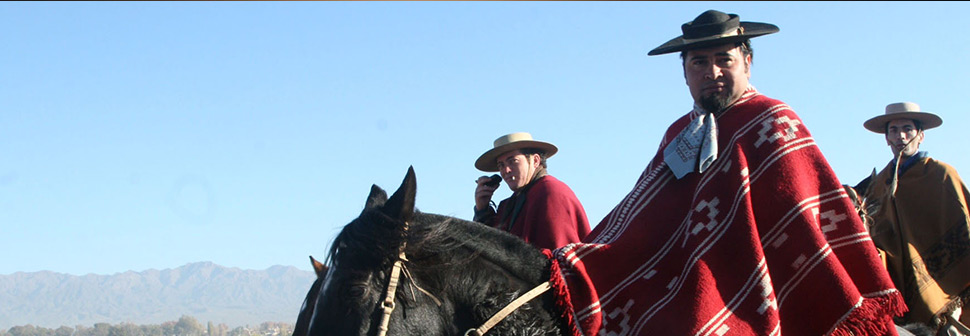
846, 169, 882, 229
303, 167, 564, 336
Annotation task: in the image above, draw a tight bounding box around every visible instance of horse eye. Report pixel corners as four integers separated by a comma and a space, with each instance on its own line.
348, 285, 366, 298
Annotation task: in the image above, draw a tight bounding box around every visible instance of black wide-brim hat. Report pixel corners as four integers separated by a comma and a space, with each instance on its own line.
648, 10, 779, 56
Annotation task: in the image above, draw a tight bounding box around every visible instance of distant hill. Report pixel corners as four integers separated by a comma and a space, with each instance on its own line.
0, 262, 317, 329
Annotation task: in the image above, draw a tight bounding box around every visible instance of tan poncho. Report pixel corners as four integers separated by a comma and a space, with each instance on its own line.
867, 156, 970, 325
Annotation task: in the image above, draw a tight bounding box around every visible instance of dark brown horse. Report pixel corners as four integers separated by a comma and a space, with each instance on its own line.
296, 167, 570, 336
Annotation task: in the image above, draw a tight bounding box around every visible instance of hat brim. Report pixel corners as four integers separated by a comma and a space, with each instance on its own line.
475, 141, 558, 172
648, 22, 779, 56
863, 112, 943, 133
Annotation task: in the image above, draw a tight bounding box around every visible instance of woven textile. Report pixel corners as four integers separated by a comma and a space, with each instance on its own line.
477, 175, 591, 250
550, 89, 904, 335
867, 156, 970, 325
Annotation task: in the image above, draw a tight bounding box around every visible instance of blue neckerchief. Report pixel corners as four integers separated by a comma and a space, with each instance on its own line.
663, 106, 718, 179
886, 151, 929, 184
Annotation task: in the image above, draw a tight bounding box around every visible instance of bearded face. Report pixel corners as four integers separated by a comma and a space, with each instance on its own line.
683, 43, 751, 115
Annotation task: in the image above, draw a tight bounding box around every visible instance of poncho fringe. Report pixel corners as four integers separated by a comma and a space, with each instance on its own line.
545, 249, 584, 336
830, 292, 906, 336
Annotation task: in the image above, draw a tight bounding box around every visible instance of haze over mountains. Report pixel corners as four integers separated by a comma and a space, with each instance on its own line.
0, 262, 316, 329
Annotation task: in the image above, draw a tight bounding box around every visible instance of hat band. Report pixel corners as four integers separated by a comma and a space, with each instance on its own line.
684, 26, 743, 40
683, 16, 741, 39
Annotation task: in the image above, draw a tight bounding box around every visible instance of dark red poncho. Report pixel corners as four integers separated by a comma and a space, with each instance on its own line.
487, 175, 591, 251
550, 89, 904, 336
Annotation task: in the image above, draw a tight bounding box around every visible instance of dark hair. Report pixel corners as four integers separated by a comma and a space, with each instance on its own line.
679, 40, 753, 64
518, 148, 548, 168
884, 119, 923, 133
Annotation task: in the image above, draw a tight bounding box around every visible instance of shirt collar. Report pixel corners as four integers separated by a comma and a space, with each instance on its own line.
889, 151, 929, 178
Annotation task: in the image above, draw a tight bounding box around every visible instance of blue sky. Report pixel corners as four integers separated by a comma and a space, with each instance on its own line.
2, 1, 968, 275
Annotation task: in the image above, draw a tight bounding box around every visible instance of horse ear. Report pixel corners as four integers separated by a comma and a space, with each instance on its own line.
365, 184, 388, 209
309, 255, 327, 279
853, 168, 878, 196
383, 166, 416, 222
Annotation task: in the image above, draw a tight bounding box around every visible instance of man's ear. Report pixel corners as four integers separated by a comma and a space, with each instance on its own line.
744, 53, 752, 78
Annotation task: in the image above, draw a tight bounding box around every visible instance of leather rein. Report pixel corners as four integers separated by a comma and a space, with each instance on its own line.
375, 221, 552, 336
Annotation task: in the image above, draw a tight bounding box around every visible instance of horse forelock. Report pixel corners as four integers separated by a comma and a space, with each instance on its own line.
328, 208, 408, 270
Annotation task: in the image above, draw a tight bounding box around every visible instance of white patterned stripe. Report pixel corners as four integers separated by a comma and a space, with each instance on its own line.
776, 244, 834, 309
825, 297, 865, 336
695, 259, 770, 336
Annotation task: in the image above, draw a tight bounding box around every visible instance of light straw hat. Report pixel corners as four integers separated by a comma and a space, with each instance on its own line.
863, 102, 942, 133
474, 132, 558, 172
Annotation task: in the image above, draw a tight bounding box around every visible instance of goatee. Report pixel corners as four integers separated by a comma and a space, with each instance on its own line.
699, 93, 733, 115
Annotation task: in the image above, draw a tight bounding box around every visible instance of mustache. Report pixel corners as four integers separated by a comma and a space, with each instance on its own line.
702, 81, 726, 89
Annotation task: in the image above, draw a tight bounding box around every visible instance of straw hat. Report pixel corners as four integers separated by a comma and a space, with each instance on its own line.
863, 102, 943, 134
475, 132, 558, 172
648, 9, 779, 56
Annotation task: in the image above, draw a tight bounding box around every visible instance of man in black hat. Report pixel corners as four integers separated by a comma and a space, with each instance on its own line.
862, 102, 970, 333
548, 10, 904, 336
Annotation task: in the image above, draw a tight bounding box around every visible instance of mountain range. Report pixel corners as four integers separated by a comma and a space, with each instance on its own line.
0, 262, 317, 329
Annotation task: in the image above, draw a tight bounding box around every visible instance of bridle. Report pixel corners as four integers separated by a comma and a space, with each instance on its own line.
376, 222, 422, 336
374, 221, 552, 336
463, 282, 551, 336
376, 222, 443, 336
375, 228, 409, 336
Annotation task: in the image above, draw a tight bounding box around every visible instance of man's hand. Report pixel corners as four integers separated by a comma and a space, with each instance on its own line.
475, 175, 499, 211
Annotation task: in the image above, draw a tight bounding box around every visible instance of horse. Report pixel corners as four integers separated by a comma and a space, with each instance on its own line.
298, 167, 571, 336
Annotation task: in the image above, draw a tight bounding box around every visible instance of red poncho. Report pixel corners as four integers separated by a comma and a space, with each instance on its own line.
550, 89, 905, 336
479, 175, 591, 250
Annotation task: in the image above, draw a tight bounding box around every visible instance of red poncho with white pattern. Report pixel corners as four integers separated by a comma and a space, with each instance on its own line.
550, 89, 905, 336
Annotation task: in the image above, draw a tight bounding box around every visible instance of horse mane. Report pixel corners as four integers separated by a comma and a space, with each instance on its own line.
416, 212, 550, 283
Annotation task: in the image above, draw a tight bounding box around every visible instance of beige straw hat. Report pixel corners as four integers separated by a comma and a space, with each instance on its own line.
475, 132, 558, 172
863, 102, 942, 133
